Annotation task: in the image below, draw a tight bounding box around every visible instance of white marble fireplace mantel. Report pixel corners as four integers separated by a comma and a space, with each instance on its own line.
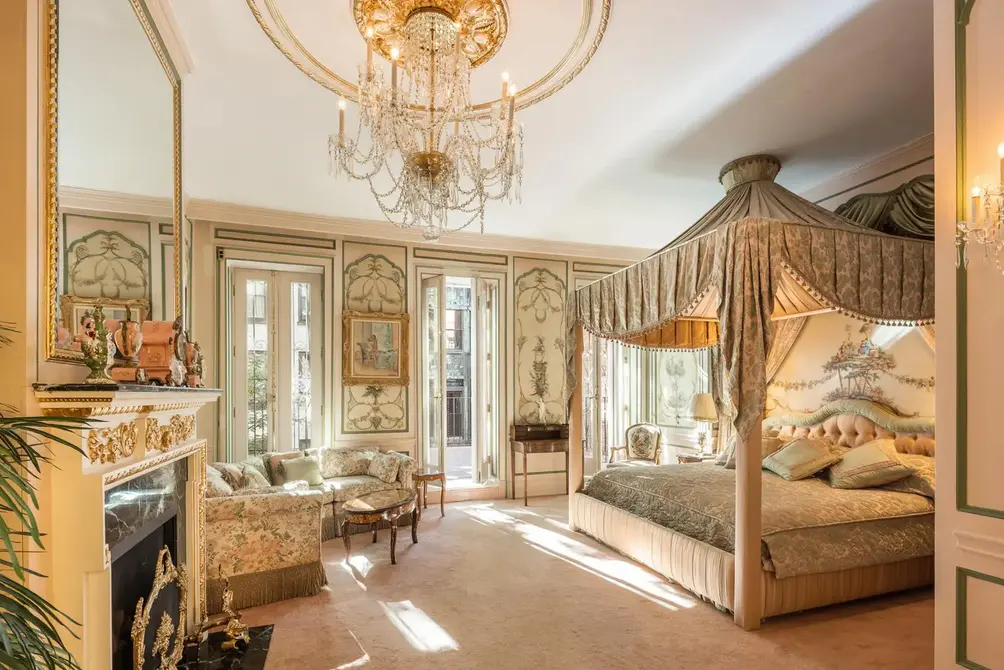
33, 383, 220, 669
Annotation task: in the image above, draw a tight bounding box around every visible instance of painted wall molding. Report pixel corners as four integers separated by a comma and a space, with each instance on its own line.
144, 0, 195, 76
186, 198, 651, 262
802, 133, 935, 206
955, 529, 1004, 565
58, 186, 173, 220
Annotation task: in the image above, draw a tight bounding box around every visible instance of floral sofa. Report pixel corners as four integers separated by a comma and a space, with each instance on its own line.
204, 480, 326, 614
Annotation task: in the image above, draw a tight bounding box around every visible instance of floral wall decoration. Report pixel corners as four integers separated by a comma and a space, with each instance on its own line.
514, 259, 567, 425
655, 351, 704, 427
768, 313, 935, 417
342, 244, 408, 433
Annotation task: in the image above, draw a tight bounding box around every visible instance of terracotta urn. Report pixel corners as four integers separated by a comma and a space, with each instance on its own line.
113, 309, 143, 367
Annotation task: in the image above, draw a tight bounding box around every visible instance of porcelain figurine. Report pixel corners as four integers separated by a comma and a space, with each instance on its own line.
167, 316, 188, 386
112, 306, 143, 367
81, 305, 115, 384
185, 341, 204, 387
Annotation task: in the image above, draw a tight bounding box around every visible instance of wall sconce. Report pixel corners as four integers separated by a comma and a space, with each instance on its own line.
957, 142, 1004, 272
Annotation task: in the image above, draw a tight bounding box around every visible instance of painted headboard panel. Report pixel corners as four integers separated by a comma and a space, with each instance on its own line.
762, 399, 935, 457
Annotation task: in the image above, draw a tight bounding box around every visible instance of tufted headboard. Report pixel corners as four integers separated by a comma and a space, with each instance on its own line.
762, 399, 935, 457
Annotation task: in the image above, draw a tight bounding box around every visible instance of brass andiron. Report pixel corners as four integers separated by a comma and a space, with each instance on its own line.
219, 576, 249, 650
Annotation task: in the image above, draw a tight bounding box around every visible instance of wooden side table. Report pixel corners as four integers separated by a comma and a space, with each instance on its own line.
510, 439, 569, 506
413, 468, 446, 518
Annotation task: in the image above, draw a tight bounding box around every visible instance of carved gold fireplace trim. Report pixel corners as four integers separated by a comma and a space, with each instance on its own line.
87, 421, 139, 464
146, 414, 196, 453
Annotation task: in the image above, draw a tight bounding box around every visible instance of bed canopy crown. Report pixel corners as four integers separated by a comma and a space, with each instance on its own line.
571, 154, 935, 439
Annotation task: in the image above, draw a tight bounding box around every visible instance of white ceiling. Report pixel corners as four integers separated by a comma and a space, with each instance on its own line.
166, 0, 932, 250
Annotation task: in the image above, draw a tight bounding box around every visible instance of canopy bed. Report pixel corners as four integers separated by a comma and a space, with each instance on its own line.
566, 155, 936, 630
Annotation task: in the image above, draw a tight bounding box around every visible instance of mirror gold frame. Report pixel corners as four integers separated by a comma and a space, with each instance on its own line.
41, 0, 184, 363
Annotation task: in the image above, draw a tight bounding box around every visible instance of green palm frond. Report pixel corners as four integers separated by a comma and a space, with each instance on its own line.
0, 412, 87, 670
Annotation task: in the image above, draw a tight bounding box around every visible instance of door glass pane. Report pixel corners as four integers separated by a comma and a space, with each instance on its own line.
290, 281, 312, 450
246, 278, 269, 456
423, 280, 443, 469
445, 277, 473, 479
582, 329, 596, 464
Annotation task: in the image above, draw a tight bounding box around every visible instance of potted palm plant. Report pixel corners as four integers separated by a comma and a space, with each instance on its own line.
0, 321, 87, 669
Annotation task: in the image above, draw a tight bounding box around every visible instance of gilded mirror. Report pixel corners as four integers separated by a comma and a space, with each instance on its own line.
44, 0, 183, 362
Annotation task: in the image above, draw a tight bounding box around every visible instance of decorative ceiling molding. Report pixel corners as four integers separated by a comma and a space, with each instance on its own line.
185, 197, 650, 262
803, 133, 934, 206
145, 0, 195, 76
58, 186, 174, 220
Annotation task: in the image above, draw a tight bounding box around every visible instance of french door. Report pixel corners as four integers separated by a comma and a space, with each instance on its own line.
420, 273, 501, 483
231, 268, 323, 459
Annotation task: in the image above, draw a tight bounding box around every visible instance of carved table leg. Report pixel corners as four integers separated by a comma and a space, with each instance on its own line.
342, 520, 352, 561
372, 524, 378, 543
411, 509, 419, 544
390, 518, 399, 565
523, 451, 528, 506
439, 474, 446, 517
423, 481, 429, 509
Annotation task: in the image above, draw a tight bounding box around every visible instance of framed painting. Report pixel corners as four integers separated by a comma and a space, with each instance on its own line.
57, 295, 150, 350
342, 311, 410, 386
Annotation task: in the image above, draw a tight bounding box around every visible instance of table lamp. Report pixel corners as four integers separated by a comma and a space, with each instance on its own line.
689, 393, 719, 454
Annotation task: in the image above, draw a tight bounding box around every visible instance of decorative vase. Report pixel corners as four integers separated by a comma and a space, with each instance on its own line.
81, 305, 115, 384
113, 308, 143, 367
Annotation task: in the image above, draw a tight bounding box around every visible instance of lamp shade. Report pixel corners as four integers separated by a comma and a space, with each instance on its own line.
689, 393, 718, 423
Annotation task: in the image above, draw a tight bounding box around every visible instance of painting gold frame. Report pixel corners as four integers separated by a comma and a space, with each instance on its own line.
41, 0, 184, 363
342, 311, 411, 386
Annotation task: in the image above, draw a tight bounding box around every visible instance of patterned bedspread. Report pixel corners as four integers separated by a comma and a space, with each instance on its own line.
583, 463, 934, 579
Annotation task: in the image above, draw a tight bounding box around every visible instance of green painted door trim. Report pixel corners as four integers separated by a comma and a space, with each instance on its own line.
954, 0, 1004, 519
956, 567, 1004, 669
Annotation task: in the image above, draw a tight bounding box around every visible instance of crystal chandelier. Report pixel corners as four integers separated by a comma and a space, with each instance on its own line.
329, 3, 523, 242
957, 142, 1004, 272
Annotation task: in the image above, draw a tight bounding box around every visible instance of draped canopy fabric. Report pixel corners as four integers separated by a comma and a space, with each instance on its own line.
570, 156, 935, 440
834, 174, 935, 240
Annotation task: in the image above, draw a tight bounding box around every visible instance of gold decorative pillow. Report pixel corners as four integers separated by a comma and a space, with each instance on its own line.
240, 463, 272, 489
762, 437, 841, 481
880, 453, 935, 498
827, 439, 913, 489
761, 437, 786, 459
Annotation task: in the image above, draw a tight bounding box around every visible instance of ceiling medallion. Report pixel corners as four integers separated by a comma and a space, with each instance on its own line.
246, 0, 610, 241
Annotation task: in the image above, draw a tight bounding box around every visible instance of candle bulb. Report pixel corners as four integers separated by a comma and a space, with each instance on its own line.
338, 98, 346, 142
391, 47, 399, 103
365, 27, 374, 80
501, 71, 509, 102
997, 142, 1004, 185
507, 82, 516, 123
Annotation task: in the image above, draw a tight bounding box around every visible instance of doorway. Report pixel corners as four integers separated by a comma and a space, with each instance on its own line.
420, 273, 501, 486
230, 266, 323, 459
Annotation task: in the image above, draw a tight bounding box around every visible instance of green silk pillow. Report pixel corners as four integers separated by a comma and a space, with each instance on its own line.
827, 439, 913, 489
278, 456, 324, 486
762, 437, 841, 481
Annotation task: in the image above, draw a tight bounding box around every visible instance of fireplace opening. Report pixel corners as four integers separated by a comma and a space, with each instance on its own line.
106, 458, 188, 669
111, 511, 178, 669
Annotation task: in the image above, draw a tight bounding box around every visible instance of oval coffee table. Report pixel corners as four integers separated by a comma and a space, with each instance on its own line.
341, 489, 418, 565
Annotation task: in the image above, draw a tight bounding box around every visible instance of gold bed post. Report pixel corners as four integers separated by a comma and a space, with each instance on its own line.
734, 422, 763, 630
568, 327, 585, 524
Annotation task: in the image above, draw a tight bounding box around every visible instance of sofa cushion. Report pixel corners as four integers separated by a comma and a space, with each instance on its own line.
266, 451, 304, 485
313, 475, 402, 503
206, 466, 234, 498
212, 462, 245, 489
368, 452, 401, 483
240, 464, 272, 490
236, 456, 271, 485
762, 437, 841, 481
827, 439, 913, 490
280, 456, 324, 486
318, 448, 373, 478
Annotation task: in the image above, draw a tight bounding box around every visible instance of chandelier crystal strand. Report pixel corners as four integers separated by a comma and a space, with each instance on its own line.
329, 6, 523, 242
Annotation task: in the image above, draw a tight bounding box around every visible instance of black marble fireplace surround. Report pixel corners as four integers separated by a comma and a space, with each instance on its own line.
107, 459, 188, 669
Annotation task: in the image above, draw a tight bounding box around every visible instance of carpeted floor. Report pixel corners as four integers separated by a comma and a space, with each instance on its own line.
241, 496, 934, 670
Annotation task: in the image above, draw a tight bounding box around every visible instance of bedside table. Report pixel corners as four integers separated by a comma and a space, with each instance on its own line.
677, 453, 716, 464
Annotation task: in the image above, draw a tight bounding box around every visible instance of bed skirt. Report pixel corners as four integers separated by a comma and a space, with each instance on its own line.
570, 492, 933, 619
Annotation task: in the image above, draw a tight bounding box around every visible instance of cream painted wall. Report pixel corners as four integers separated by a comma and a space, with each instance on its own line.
935, 0, 1004, 667
767, 313, 935, 418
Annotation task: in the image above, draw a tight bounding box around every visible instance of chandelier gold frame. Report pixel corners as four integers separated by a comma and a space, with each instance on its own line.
246, 0, 610, 116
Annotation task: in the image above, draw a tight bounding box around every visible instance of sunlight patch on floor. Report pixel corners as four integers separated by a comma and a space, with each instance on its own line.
463, 504, 697, 611
338, 554, 374, 590
334, 630, 370, 669
379, 600, 459, 653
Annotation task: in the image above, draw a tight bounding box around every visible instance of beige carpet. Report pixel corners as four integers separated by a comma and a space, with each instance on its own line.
241, 496, 934, 670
